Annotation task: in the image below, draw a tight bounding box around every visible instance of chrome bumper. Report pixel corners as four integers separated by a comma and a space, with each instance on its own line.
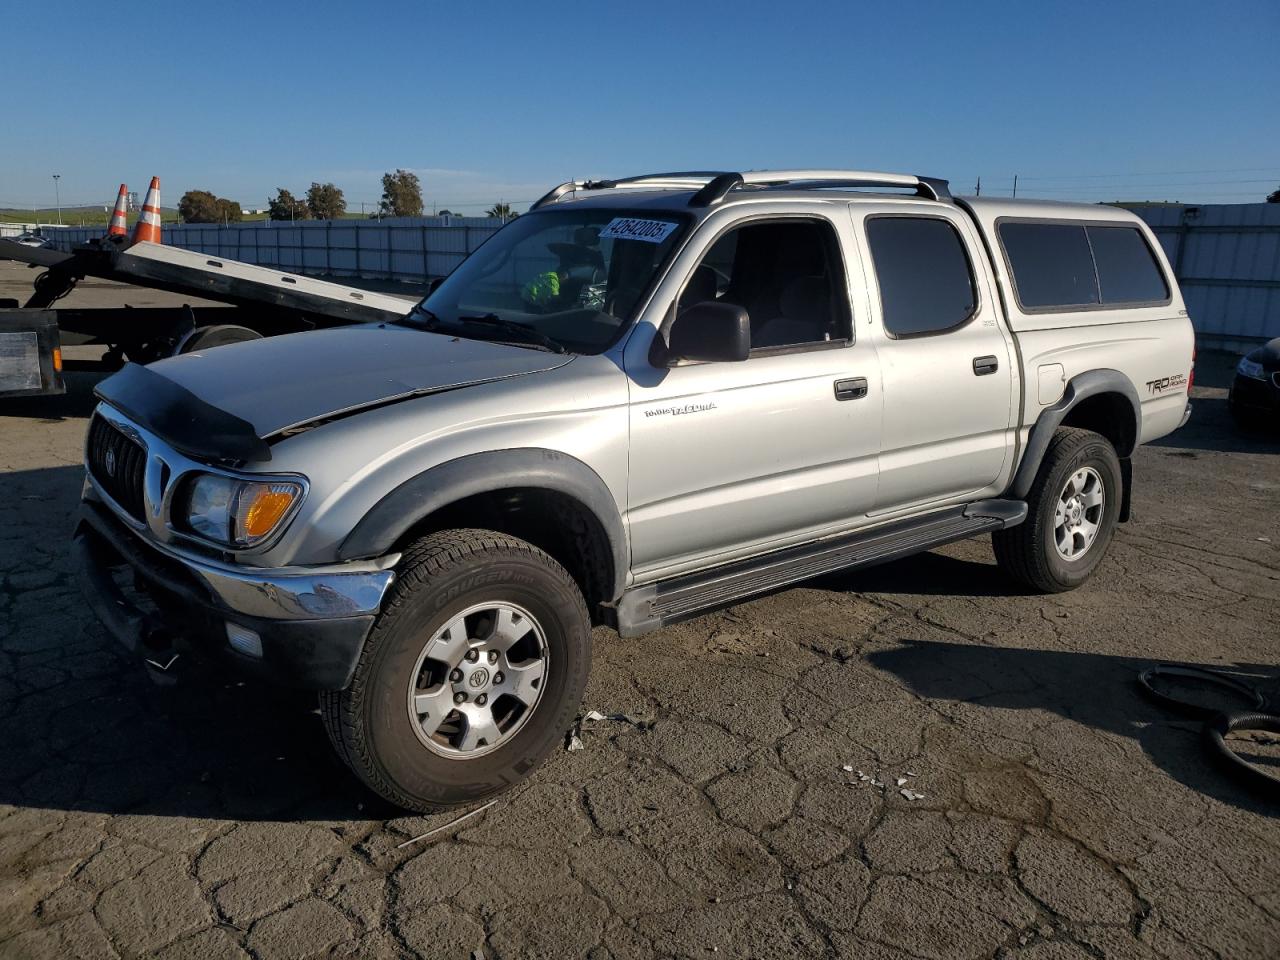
79, 486, 397, 622
76, 499, 398, 689
178, 544, 396, 621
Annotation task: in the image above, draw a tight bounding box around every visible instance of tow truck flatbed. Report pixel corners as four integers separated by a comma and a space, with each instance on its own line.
0, 236, 418, 395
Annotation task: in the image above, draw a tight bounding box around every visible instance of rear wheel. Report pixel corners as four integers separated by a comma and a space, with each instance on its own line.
320, 529, 591, 811
994, 427, 1121, 592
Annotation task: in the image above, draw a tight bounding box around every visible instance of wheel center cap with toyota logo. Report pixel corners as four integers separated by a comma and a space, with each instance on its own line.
468, 668, 490, 689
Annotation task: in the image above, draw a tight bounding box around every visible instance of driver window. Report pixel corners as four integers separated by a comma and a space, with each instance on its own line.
677, 219, 851, 350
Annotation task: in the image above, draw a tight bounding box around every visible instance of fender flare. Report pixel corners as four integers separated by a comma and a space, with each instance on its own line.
1011, 369, 1141, 500
338, 448, 628, 600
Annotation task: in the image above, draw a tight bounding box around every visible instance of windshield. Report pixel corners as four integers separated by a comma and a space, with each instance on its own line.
403, 208, 690, 353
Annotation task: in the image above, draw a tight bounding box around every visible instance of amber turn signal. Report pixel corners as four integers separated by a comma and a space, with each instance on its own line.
235, 483, 300, 543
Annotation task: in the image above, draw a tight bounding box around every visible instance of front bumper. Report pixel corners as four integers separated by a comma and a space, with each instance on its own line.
1230, 374, 1280, 417
74, 499, 395, 689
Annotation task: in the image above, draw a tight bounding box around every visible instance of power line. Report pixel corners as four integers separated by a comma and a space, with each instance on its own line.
1011, 166, 1280, 182
981, 189, 1271, 200
1010, 179, 1277, 193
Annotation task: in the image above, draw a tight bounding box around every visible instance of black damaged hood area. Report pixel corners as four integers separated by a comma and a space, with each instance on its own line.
96, 324, 573, 461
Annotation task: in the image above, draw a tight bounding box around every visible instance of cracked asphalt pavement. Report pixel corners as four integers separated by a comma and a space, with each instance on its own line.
1, 263, 1277, 959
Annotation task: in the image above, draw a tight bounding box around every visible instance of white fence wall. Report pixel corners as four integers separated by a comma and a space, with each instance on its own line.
1124, 203, 1280, 350
47, 216, 505, 283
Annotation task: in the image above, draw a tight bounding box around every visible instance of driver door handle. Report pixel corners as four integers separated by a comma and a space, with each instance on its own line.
834, 377, 868, 401
973, 355, 999, 376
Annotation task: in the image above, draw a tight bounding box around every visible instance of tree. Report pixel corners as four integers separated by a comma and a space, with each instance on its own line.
268, 188, 311, 221
1268, 186, 1280, 203
179, 190, 243, 223
379, 169, 423, 217
486, 202, 516, 221
306, 182, 346, 220
179, 190, 222, 223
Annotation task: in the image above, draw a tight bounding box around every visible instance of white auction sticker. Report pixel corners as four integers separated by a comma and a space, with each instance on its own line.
599, 218, 678, 243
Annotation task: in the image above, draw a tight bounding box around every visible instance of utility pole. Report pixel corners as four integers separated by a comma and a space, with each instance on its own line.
52, 174, 62, 225
975, 177, 981, 197
1012, 174, 1018, 199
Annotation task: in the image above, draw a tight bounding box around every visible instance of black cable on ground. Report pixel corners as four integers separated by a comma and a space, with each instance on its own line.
1205, 712, 1280, 799
1135, 663, 1266, 718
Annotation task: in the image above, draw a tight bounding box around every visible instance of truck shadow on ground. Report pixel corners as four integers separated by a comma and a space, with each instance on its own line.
869, 639, 1279, 817
1, 644, 392, 822
1149, 392, 1279, 456
0, 370, 105, 422
0, 461, 393, 823
812, 550, 1023, 598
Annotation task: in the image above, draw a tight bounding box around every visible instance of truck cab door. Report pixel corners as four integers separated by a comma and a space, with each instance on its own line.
850, 205, 1017, 513
621, 207, 882, 581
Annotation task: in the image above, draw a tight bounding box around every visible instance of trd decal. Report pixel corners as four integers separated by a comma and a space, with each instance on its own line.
1145, 373, 1187, 394
644, 400, 718, 418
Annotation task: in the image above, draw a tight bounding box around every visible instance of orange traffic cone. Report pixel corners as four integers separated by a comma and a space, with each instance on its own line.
107, 183, 129, 237
131, 176, 162, 244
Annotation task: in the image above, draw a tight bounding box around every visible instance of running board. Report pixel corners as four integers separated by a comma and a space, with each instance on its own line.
611, 500, 1026, 638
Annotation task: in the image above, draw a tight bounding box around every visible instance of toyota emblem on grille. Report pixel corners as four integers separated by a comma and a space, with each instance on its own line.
103, 448, 117, 477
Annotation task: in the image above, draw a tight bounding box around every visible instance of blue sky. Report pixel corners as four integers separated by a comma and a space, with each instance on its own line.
5, 0, 1278, 214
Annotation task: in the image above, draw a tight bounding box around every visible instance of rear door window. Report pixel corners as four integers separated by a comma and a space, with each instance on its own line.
1088, 226, 1169, 304
866, 216, 977, 337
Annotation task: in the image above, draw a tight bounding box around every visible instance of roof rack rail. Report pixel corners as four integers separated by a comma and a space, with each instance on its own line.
529, 168, 950, 211
690, 173, 744, 207
738, 170, 951, 202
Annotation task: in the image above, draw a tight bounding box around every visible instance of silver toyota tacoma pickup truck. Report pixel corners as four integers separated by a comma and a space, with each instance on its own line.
74, 169, 1194, 810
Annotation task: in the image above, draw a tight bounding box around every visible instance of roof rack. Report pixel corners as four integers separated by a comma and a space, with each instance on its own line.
530, 169, 951, 210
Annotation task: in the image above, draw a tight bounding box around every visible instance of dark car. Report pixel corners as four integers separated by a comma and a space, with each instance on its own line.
1229, 337, 1280, 426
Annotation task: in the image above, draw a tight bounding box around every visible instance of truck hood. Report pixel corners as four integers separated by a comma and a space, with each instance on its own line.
145, 323, 574, 439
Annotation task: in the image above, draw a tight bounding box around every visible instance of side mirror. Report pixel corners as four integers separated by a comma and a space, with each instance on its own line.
425, 276, 445, 295
667, 301, 751, 364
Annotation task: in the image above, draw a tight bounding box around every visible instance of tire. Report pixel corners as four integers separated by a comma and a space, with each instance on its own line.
320, 529, 591, 812
1205, 712, 1280, 798
176, 324, 264, 354
994, 427, 1122, 592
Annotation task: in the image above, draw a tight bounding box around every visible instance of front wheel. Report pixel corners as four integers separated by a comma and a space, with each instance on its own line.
321, 529, 591, 811
994, 427, 1122, 592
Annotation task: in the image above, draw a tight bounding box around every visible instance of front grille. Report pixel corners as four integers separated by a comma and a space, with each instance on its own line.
87, 415, 147, 521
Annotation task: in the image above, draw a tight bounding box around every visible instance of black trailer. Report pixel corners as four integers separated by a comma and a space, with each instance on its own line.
0, 236, 416, 393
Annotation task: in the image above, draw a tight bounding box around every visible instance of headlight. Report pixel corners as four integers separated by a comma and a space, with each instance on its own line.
182, 473, 304, 547
1237, 357, 1266, 380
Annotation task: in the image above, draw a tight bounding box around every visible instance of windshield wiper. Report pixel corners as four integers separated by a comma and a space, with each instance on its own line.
398, 306, 440, 329
455, 314, 567, 354
400, 308, 567, 354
